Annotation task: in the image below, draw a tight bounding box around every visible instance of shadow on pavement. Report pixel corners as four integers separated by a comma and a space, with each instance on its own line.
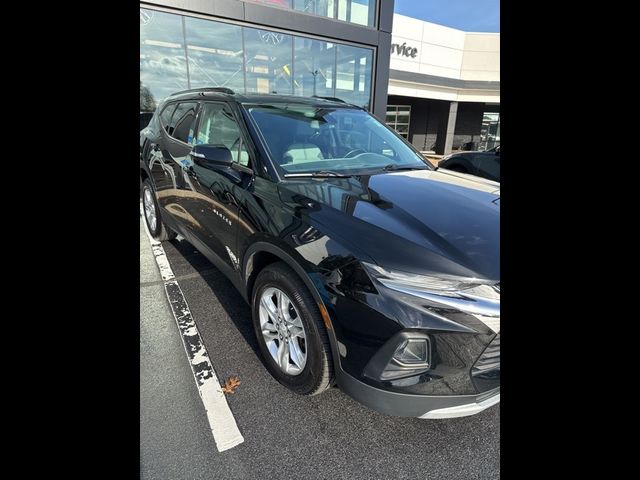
164, 236, 261, 358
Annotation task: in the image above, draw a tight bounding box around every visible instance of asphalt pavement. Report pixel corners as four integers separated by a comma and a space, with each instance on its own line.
140, 218, 500, 479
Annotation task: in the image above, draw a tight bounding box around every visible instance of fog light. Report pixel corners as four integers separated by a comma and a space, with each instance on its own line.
363, 331, 432, 382
393, 339, 429, 367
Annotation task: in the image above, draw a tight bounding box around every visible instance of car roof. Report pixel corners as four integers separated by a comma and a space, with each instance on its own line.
162, 89, 359, 109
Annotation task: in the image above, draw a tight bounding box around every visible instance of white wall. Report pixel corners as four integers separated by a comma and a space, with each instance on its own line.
389, 14, 500, 102
390, 14, 466, 79
460, 33, 500, 81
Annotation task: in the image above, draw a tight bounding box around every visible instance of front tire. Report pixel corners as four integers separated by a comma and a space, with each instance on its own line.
252, 262, 334, 395
142, 179, 176, 242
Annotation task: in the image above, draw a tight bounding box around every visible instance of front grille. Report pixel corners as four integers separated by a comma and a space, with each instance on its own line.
473, 334, 500, 375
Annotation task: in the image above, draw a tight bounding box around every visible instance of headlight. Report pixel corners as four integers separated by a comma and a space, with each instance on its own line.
362, 262, 500, 333
362, 262, 489, 294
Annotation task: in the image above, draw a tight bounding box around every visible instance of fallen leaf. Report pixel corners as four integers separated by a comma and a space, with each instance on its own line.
221, 376, 241, 394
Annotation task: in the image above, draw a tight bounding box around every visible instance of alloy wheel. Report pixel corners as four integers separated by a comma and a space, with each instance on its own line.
259, 287, 307, 375
143, 187, 157, 232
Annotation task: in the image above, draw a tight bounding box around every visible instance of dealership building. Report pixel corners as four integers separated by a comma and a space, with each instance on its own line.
140, 0, 499, 154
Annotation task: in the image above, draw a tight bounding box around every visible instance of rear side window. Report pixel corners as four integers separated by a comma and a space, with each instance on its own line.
169, 102, 198, 144
159, 103, 177, 135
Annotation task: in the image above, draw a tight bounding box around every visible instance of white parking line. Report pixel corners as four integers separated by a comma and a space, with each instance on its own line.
141, 204, 245, 452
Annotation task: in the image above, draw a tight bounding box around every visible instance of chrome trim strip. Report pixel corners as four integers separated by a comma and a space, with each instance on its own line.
419, 393, 500, 419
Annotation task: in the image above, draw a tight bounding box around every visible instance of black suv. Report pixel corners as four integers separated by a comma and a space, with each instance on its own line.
140, 88, 500, 419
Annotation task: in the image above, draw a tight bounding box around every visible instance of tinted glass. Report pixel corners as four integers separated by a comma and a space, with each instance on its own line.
169, 102, 198, 143
160, 103, 177, 134
247, 104, 429, 174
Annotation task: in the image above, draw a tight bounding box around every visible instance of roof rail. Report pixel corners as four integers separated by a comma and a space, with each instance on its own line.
311, 95, 346, 103
169, 87, 235, 97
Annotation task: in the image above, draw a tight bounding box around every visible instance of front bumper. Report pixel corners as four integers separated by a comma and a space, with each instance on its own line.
337, 367, 500, 418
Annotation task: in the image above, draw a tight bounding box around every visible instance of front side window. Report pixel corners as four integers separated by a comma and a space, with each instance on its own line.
168, 102, 198, 143
196, 103, 250, 166
246, 103, 431, 175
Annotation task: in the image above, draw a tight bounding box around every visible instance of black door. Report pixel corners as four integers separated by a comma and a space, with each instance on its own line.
476, 153, 500, 182
149, 102, 177, 195
180, 101, 253, 271
150, 101, 199, 220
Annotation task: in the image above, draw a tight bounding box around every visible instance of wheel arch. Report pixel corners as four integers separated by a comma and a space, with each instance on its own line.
140, 160, 153, 187
243, 242, 338, 354
244, 243, 324, 310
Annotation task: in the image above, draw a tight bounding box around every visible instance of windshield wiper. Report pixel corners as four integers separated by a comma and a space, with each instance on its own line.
283, 171, 352, 178
382, 164, 428, 171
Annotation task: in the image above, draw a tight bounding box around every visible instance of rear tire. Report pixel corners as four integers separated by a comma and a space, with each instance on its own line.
252, 262, 334, 395
142, 179, 176, 242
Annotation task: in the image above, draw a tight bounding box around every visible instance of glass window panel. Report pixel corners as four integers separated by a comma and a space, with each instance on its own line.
160, 103, 177, 134
385, 105, 411, 137
348, 0, 372, 26
337, 0, 348, 21
337, 0, 374, 26
480, 111, 500, 150
244, 27, 293, 95
170, 102, 198, 143
294, 0, 335, 18
246, 0, 292, 8
184, 17, 244, 92
140, 9, 188, 108
197, 103, 249, 165
293, 38, 335, 98
335, 44, 372, 109
247, 106, 427, 173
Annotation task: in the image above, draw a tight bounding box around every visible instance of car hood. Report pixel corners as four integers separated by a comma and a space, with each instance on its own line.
278, 169, 500, 280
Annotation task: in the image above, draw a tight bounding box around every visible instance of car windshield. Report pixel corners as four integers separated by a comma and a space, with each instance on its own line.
245, 103, 432, 176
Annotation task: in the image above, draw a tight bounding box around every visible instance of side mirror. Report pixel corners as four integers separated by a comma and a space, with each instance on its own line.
190, 144, 233, 169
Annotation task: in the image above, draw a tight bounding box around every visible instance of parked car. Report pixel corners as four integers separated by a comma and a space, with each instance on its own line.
140, 88, 500, 418
439, 145, 500, 182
